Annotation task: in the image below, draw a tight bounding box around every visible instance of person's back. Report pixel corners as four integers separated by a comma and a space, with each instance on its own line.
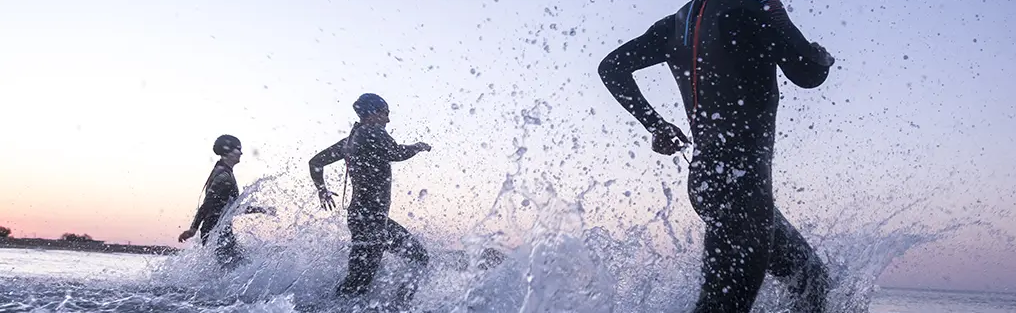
343, 122, 420, 217
684, 0, 828, 153
602, 0, 833, 156
597, 0, 835, 312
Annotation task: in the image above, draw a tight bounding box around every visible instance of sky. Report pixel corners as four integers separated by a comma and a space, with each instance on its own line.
1, 0, 1014, 293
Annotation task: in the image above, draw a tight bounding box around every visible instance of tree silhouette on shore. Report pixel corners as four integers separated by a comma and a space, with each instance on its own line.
60, 233, 97, 242
0, 226, 10, 238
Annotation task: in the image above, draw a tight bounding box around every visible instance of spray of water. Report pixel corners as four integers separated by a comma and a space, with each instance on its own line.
125, 97, 978, 313
4, 1, 1007, 312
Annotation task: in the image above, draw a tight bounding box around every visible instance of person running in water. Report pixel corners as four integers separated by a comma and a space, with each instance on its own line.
308, 93, 431, 309
598, 0, 835, 312
179, 134, 273, 269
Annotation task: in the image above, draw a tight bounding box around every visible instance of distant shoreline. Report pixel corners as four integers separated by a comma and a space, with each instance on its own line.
881, 286, 1016, 296
0, 238, 178, 255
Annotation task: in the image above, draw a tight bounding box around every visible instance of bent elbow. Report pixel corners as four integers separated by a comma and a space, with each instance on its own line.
597, 60, 612, 81
798, 72, 828, 89
796, 78, 824, 89
597, 56, 612, 70
308, 162, 324, 176
789, 68, 829, 89
780, 58, 831, 89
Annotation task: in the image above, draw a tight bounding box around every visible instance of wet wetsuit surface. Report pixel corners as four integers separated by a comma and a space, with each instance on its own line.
598, 0, 832, 312
309, 123, 429, 304
189, 160, 243, 267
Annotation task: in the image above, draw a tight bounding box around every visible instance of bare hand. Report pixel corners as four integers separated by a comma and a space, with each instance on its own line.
319, 189, 337, 210
811, 42, 835, 67
651, 122, 690, 155
178, 229, 197, 243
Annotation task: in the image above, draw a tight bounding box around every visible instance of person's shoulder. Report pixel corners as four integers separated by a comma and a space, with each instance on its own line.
210, 167, 235, 185
648, 11, 680, 40
359, 124, 391, 138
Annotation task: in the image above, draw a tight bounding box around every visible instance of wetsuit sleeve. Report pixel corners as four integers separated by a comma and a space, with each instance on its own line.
309, 138, 347, 192
597, 15, 675, 133
749, 0, 832, 88
370, 127, 420, 162
189, 171, 235, 230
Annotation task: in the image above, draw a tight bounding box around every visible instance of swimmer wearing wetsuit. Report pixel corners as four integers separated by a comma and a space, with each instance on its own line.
598, 0, 835, 312
308, 93, 431, 309
179, 135, 273, 269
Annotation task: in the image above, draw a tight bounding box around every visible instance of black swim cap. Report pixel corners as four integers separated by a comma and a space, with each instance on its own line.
213, 134, 241, 156
352, 93, 389, 118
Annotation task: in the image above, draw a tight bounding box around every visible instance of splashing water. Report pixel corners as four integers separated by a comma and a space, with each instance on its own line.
3, 99, 962, 313
0, 157, 967, 313
0, 81, 985, 313
4, 1, 1011, 312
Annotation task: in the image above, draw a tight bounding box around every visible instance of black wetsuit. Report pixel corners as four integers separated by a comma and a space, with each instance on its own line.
190, 161, 244, 268
598, 0, 832, 312
309, 122, 429, 304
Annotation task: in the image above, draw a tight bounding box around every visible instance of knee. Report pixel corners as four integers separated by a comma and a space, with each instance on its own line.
786, 255, 831, 294
400, 239, 428, 267
807, 258, 831, 287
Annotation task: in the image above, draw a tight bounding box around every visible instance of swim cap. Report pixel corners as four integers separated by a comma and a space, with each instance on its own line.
213, 134, 241, 156
352, 93, 389, 118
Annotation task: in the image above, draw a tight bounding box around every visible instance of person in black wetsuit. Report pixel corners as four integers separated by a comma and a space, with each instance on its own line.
308, 93, 431, 308
179, 134, 274, 269
598, 0, 835, 312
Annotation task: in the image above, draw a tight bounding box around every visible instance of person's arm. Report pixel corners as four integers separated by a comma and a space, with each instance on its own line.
748, 0, 834, 88
308, 138, 347, 193
371, 127, 424, 162
597, 15, 674, 133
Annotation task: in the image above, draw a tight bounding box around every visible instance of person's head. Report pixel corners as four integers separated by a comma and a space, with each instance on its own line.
352, 93, 390, 125
213, 134, 243, 166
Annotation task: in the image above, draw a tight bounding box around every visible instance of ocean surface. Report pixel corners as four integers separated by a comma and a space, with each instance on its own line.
0, 162, 1008, 313
2, 247, 1014, 312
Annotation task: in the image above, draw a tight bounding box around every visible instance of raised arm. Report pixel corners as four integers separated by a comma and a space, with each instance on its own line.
308, 138, 347, 192
369, 127, 423, 162
597, 15, 674, 133
748, 0, 834, 88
